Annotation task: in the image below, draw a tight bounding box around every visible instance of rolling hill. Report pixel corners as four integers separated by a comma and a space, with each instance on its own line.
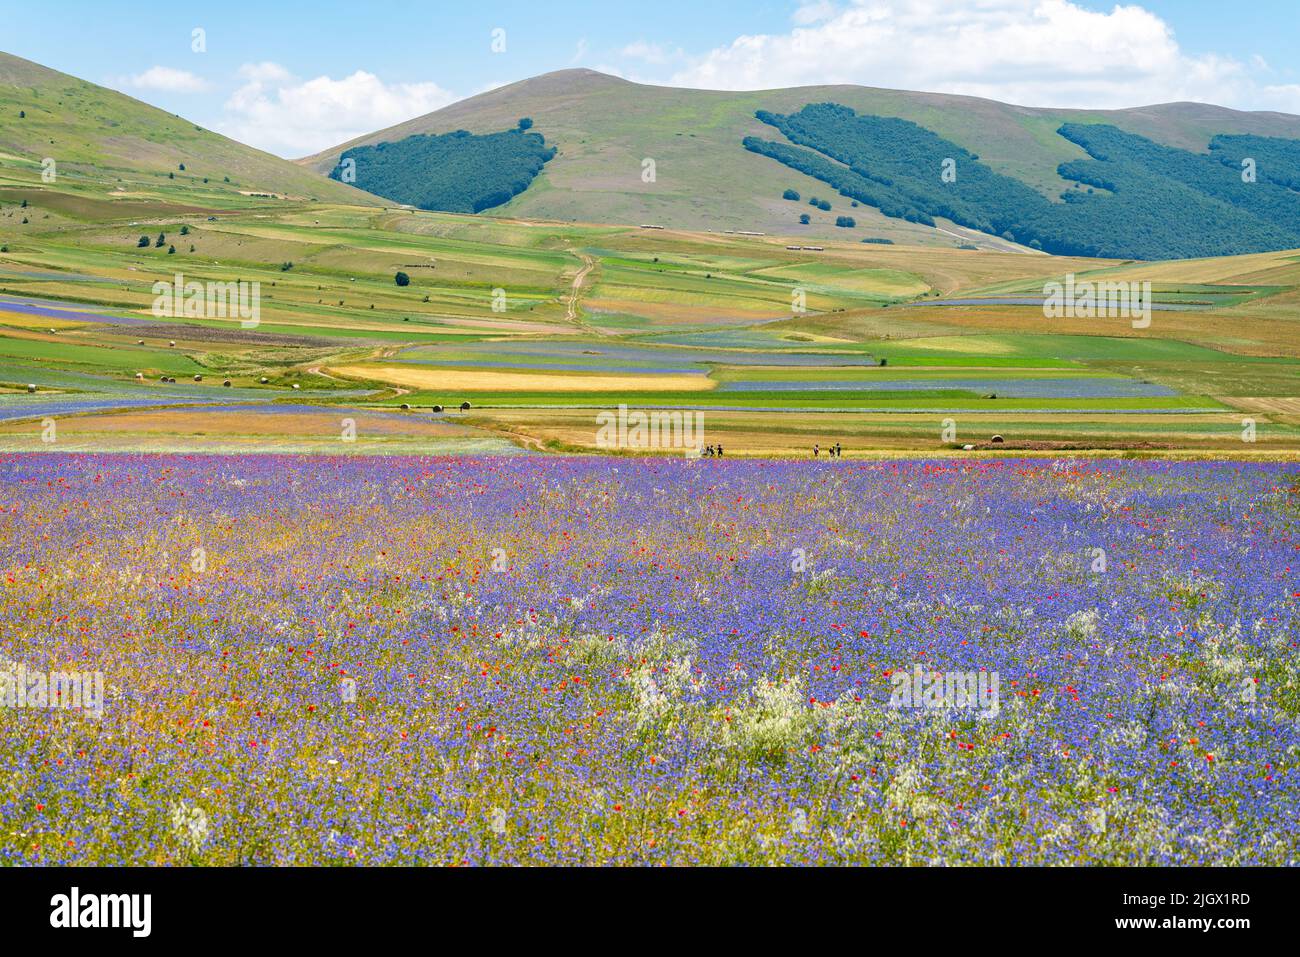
0, 51, 379, 209
302, 69, 1300, 255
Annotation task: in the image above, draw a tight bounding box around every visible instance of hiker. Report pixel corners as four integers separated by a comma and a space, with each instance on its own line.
835, 442, 842, 458
814, 444, 820, 458
717, 445, 724, 457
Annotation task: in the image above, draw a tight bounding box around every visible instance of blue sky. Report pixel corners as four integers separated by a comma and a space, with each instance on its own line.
2, 0, 1297, 157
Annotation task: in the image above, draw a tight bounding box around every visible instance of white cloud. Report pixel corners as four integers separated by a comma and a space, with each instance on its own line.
122, 66, 211, 94
666, 0, 1300, 113
236, 62, 294, 84
218, 63, 457, 157
792, 1, 838, 26
621, 41, 685, 66
1259, 84, 1300, 113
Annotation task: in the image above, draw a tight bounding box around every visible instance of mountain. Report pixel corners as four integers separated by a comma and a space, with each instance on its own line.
302, 69, 1300, 254
0, 51, 378, 207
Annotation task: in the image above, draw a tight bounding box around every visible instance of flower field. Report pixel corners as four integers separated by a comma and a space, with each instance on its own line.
0, 453, 1296, 865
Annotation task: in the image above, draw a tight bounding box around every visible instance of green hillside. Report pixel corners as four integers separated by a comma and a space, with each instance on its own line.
744, 104, 1300, 259
0, 51, 379, 210
301, 69, 1300, 251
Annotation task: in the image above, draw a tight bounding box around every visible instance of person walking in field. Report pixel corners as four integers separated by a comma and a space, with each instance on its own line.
814, 444, 820, 458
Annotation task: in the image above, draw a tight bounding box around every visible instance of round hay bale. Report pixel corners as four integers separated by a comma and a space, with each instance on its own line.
400, 403, 411, 411
259, 377, 269, 384
193, 374, 203, 382
990, 434, 1005, 444
222, 380, 232, 388
26, 384, 36, 394
431, 405, 443, 413
460, 401, 471, 411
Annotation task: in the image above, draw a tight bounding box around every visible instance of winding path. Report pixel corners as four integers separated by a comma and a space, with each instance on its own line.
564, 252, 603, 335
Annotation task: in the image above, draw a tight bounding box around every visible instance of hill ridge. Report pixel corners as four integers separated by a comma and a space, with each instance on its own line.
0, 50, 380, 208
298, 68, 1300, 250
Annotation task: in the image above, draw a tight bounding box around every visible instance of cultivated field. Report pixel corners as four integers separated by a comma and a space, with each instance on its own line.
3, 172, 1300, 454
